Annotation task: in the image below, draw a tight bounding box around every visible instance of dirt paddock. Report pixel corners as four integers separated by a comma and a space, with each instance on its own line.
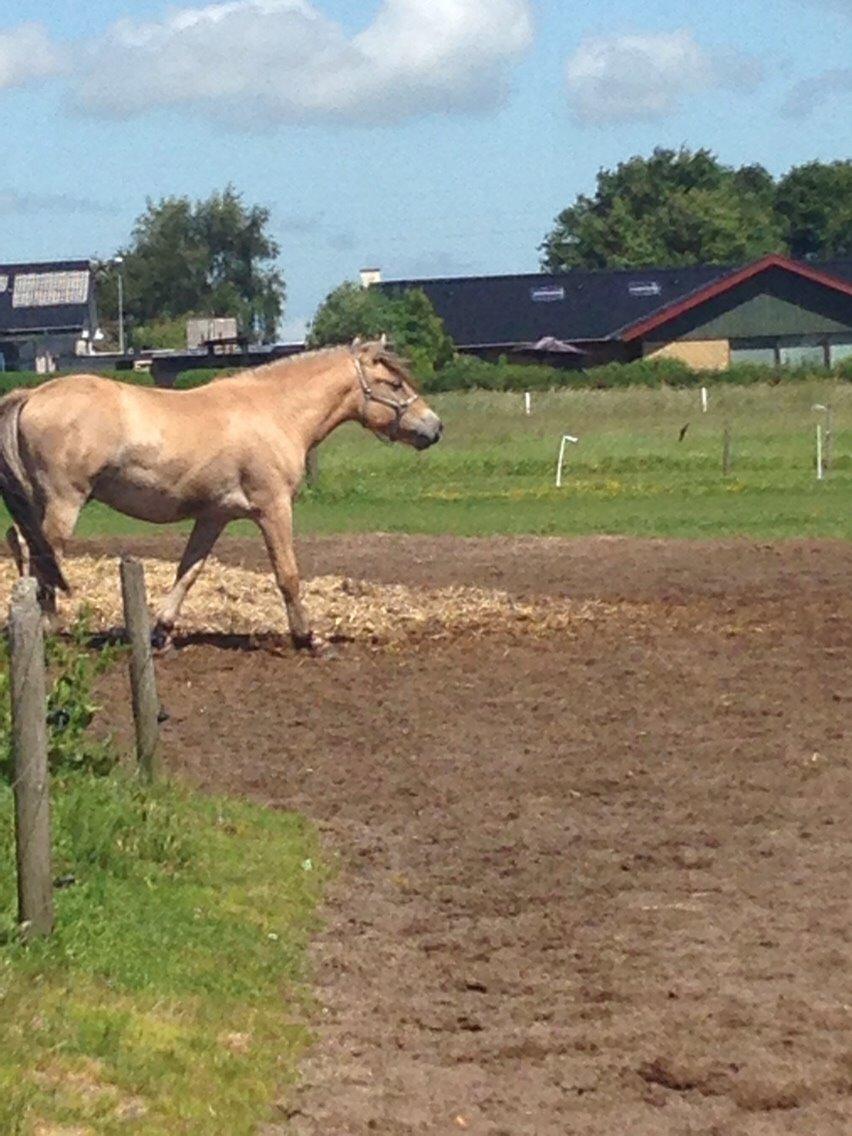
77, 535, 852, 1133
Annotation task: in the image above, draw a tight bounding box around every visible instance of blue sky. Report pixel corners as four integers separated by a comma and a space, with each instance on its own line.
1, 0, 850, 338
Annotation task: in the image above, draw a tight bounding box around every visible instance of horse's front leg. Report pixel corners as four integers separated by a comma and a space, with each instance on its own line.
152, 517, 224, 649
257, 500, 323, 653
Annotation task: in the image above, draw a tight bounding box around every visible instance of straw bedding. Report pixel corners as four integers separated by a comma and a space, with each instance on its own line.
0, 556, 642, 646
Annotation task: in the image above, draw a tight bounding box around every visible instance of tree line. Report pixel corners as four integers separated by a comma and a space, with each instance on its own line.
540, 149, 852, 271
97, 150, 851, 357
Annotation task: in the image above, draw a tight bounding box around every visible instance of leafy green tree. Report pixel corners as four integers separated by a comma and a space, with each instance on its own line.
775, 160, 852, 259
540, 147, 786, 270
98, 186, 285, 345
308, 283, 454, 373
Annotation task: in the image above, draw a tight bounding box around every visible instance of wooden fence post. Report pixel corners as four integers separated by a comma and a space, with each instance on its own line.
824, 405, 833, 473
305, 445, 319, 488
722, 423, 732, 476
119, 557, 161, 780
9, 577, 54, 940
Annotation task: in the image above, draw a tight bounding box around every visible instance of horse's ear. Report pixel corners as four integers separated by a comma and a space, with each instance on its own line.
379, 332, 387, 349
351, 336, 362, 349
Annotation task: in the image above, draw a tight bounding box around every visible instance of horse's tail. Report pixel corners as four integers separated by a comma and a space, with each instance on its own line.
0, 389, 69, 592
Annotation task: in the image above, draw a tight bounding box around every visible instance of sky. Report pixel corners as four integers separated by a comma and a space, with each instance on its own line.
1, 0, 850, 340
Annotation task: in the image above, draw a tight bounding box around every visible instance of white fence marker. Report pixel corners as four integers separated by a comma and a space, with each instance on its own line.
524, 391, 531, 416
555, 434, 580, 488
700, 386, 708, 413
816, 423, 824, 481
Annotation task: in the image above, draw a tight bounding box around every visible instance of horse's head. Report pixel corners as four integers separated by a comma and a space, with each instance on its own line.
351, 338, 443, 450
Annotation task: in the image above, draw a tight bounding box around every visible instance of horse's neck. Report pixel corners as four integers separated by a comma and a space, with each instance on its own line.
261, 355, 360, 449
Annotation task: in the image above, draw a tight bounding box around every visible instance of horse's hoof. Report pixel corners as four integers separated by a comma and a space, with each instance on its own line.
309, 637, 337, 660
293, 632, 335, 659
150, 624, 174, 654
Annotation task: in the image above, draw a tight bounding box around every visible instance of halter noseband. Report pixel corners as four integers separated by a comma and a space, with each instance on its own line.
353, 354, 418, 440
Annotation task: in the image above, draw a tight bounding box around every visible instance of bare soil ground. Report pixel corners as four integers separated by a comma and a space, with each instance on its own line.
87, 535, 851, 1135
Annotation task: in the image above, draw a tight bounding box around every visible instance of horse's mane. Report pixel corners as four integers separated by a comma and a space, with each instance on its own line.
242, 341, 419, 389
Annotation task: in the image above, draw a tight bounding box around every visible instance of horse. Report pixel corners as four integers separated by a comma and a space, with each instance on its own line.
0, 339, 442, 653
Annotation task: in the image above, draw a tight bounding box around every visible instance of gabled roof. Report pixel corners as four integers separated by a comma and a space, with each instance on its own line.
382, 256, 852, 348
0, 259, 94, 335
619, 254, 852, 342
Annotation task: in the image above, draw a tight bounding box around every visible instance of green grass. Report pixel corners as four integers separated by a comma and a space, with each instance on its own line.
0, 770, 322, 1134
293, 380, 849, 540
3, 381, 850, 541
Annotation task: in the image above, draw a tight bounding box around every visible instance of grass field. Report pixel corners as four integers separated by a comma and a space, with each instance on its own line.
0, 623, 321, 1135
0, 770, 321, 1134
3, 380, 850, 542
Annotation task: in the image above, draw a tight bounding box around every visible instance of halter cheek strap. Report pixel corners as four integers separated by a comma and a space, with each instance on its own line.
353, 356, 418, 440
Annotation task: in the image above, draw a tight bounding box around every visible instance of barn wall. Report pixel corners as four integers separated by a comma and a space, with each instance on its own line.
643, 339, 731, 370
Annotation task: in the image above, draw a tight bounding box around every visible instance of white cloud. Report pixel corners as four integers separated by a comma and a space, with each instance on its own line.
565, 29, 761, 125
0, 23, 63, 90
72, 0, 533, 127
783, 67, 852, 117
0, 189, 111, 215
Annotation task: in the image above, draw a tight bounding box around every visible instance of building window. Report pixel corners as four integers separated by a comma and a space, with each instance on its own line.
730, 343, 776, 366
779, 343, 827, 368
828, 338, 852, 366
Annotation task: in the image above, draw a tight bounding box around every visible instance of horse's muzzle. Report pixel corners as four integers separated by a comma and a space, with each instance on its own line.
413, 419, 443, 449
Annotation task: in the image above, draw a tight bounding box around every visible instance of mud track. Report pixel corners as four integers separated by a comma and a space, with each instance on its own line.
88, 535, 851, 1135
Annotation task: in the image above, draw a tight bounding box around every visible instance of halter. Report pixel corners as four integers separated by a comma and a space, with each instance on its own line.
353, 355, 419, 440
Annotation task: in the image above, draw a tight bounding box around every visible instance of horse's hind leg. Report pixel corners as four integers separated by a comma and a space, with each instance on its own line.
35, 494, 83, 623
152, 517, 224, 648
6, 525, 29, 576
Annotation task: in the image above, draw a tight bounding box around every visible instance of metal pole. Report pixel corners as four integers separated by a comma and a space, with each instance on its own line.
555, 434, 579, 488
816, 423, 823, 481
556, 436, 567, 488
117, 266, 125, 356
305, 445, 319, 488
9, 578, 54, 940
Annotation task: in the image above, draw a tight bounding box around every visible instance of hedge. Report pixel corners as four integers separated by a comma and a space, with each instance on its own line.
419, 354, 852, 393
173, 368, 238, 390
0, 370, 154, 396
8, 354, 844, 400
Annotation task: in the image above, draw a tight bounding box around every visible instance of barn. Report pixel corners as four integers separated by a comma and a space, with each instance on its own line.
0, 259, 99, 372
377, 254, 852, 371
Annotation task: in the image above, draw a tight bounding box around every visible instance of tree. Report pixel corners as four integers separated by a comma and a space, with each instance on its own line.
98, 186, 285, 345
540, 147, 786, 271
775, 160, 852, 260
308, 283, 454, 373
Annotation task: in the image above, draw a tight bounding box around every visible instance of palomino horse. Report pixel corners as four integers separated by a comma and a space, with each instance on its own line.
0, 340, 442, 652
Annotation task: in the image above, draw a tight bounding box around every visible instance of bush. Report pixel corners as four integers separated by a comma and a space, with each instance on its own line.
418, 352, 852, 393
0, 369, 154, 397
173, 368, 236, 389
0, 613, 120, 783
422, 354, 569, 392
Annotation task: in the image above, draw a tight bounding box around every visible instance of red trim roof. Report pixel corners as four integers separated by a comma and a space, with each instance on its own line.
619, 254, 852, 343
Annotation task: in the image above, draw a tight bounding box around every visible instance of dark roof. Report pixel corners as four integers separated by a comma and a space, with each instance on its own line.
382, 257, 852, 347
0, 259, 94, 335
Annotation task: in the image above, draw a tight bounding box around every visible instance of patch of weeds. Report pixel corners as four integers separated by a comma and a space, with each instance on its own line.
1, 609, 121, 783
